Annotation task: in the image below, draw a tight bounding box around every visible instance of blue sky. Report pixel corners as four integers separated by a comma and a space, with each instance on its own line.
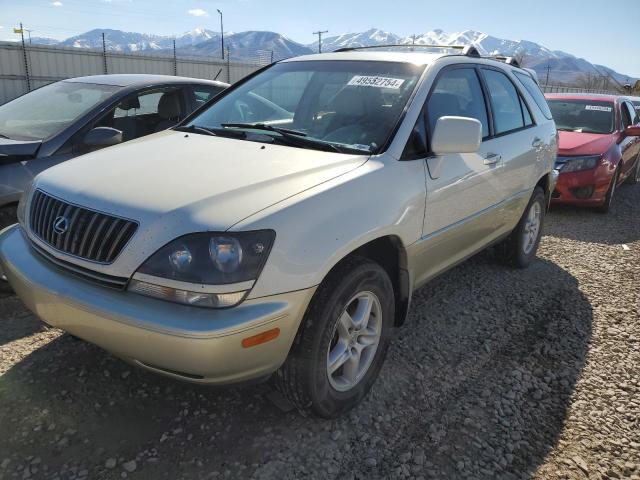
1, 0, 639, 77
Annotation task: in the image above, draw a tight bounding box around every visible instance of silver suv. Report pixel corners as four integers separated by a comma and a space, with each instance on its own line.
0, 46, 557, 418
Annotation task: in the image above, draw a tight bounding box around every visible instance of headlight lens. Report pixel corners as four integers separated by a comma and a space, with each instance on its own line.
129, 230, 275, 308
560, 155, 600, 173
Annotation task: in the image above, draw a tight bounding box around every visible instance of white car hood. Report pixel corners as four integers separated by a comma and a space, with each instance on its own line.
33, 130, 368, 275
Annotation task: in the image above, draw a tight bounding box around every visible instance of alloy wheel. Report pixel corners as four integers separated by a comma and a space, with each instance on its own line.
327, 291, 382, 392
522, 201, 541, 255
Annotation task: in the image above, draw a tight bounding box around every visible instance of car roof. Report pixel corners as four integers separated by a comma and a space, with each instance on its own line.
62, 74, 229, 88
544, 93, 621, 103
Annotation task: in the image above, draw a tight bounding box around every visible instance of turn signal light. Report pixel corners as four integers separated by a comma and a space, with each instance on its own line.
241, 328, 280, 348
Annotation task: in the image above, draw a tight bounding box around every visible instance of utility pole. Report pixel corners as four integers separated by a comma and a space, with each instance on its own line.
25, 29, 34, 44
217, 9, 225, 60
411, 34, 417, 45
173, 39, 177, 76
545, 64, 550, 86
101, 32, 108, 74
313, 30, 328, 53
16, 23, 31, 91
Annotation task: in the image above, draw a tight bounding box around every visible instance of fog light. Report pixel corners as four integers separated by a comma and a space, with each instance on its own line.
128, 279, 247, 308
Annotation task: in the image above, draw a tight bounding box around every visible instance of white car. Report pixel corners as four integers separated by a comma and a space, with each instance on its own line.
0, 46, 558, 418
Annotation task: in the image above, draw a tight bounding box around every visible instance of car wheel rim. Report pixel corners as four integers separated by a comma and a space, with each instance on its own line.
326, 291, 382, 392
522, 201, 541, 255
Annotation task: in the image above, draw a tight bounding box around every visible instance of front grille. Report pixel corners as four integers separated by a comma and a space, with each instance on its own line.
29, 190, 138, 264
30, 241, 129, 290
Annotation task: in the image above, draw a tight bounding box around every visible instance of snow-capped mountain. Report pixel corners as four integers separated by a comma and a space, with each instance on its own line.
307, 28, 401, 52
178, 31, 312, 62
20, 27, 636, 84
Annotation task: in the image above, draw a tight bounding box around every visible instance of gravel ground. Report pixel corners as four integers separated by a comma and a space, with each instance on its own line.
0, 182, 638, 480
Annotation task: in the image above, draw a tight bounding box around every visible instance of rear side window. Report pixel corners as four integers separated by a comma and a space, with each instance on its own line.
193, 86, 224, 107
514, 72, 553, 120
427, 68, 489, 138
482, 69, 528, 135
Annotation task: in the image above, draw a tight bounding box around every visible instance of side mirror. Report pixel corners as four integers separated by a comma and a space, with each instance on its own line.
431, 116, 482, 155
83, 127, 123, 147
623, 125, 640, 137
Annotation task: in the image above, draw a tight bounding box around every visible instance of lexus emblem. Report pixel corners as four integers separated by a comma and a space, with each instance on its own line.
53, 216, 69, 235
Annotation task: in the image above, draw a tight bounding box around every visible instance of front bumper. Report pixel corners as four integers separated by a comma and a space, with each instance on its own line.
551, 166, 612, 206
0, 225, 315, 384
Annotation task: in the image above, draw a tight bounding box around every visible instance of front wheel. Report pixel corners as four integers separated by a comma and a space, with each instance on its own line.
597, 167, 619, 214
498, 187, 546, 268
275, 256, 394, 418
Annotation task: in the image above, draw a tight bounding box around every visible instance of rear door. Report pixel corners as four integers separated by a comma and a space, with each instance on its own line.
479, 67, 539, 204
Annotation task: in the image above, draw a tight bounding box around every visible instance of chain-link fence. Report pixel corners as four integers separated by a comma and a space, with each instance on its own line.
540, 84, 622, 95
0, 41, 265, 105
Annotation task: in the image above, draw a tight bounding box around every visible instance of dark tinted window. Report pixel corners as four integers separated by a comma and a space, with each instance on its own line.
621, 102, 633, 128
514, 72, 553, 120
427, 68, 489, 138
482, 69, 526, 134
624, 102, 638, 125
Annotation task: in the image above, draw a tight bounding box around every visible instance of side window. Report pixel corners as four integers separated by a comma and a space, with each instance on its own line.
520, 97, 533, 126
192, 86, 224, 108
514, 72, 553, 120
621, 102, 633, 129
427, 68, 489, 138
482, 69, 527, 135
624, 102, 638, 126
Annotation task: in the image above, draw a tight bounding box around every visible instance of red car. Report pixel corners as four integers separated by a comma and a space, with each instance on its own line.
546, 94, 640, 212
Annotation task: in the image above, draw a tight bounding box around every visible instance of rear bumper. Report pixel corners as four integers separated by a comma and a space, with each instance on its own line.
0, 225, 315, 384
551, 166, 612, 206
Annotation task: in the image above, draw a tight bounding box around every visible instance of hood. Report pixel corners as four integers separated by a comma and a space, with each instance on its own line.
33, 130, 368, 274
0, 138, 42, 166
557, 130, 616, 156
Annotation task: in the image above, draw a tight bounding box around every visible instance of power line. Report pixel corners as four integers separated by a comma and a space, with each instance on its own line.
312, 30, 328, 53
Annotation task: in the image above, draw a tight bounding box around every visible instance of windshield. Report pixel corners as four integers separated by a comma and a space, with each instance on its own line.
186, 60, 425, 154
547, 99, 615, 134
0, 81, 120, 141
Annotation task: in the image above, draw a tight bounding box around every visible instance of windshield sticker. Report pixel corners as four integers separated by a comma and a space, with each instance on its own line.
585, 105, 612, 112
348, 75, 405, 89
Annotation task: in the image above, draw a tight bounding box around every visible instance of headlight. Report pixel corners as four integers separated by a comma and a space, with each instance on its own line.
560, 155, 600, 173
128, 230, 275, 308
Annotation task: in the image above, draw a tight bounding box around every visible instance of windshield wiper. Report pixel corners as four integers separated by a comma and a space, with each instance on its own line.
174, 124, 246, 139
0, 133, 11, 139
221, 123, 308, 137
220, 123, 360, 153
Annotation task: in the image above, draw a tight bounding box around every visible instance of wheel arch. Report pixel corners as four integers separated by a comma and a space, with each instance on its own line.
319, 235, 411, 328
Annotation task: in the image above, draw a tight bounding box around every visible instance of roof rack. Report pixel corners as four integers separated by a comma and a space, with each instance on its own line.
486, 55, 521, 68
333, 44, 481, 58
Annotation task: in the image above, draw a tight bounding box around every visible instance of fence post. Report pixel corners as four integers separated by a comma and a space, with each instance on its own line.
173, 39, 177, 76
226, 47, 231, 83
19, 23, 31, 92
101, 32, 108, 74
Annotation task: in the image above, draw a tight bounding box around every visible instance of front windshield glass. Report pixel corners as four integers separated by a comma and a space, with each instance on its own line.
547, 99, 615, 134
0, 81, 120, 141
187, 60, 425, 154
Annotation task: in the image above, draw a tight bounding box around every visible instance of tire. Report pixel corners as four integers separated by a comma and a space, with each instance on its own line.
625, 153, 640, 185
498, 187, 546, 268
596, 167, 619, 214
275, 256, 395, 418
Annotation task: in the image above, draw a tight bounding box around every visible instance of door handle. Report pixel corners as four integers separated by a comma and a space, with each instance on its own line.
484, 153, 502, 165
532, 137, 543, 148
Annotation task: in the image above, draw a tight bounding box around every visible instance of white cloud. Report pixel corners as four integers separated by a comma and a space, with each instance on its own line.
51, 1, 63, 6
188, 8, 209, 17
